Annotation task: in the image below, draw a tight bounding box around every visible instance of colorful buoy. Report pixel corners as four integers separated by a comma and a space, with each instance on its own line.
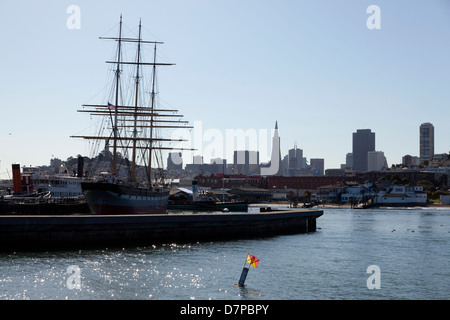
237, 254, 260, 286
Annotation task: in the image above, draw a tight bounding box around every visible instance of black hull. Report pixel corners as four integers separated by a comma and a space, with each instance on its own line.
81, 182, 169, 215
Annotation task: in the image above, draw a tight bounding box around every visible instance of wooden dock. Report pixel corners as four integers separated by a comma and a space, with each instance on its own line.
0, 209, 322, 251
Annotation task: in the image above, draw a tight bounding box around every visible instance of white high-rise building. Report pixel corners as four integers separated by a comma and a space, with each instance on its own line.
261, 121, 282, 176
367, 151, 387, 172
420, 122, 434, 162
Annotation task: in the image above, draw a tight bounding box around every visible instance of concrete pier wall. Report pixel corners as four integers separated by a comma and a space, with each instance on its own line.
0, 209, 322, 251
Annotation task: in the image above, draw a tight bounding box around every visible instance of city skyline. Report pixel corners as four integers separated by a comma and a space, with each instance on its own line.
1, 1, 450, 179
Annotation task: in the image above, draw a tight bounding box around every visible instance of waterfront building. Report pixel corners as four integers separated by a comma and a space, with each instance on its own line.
352, 129, 375, 172
420, 122, 434, 162
340, 183, 427, 205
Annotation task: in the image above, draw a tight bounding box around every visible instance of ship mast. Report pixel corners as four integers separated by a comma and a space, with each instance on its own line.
71, 17, 196, 183
112, 15, 123, 176
131, 20, 142, 182
147, 43, 157, 184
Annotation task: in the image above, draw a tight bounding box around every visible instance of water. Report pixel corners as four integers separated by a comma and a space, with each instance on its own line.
0, 207, 449, 300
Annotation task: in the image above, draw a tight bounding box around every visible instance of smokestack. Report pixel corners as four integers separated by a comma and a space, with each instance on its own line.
192, 180, 198, 202
77, 156, 84, 178
12, 164, 22, 195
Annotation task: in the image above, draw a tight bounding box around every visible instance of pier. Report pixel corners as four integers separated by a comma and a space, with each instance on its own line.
0, 209, 322, 251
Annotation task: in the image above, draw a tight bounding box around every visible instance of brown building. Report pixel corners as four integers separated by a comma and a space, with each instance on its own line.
195, 174, 365, 191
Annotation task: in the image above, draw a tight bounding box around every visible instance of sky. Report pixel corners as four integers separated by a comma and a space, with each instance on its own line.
1, 0, 450, 179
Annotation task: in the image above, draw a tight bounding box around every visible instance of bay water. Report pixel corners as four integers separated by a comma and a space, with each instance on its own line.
0, 207, 449, 300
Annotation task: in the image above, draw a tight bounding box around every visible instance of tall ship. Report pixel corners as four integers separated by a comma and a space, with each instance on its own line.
72, 17, 192, 214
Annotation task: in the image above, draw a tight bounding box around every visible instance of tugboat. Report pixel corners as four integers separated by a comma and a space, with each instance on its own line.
72, 16, 193, 215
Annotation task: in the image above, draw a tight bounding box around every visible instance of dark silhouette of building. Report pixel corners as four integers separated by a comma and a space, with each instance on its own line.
352, 129, 375, 172
288, 143, 303, 176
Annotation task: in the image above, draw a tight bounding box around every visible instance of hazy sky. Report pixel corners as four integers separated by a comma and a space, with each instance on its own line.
1, 0, 450, 178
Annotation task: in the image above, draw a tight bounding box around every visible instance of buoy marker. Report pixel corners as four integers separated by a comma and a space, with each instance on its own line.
236, 253, 260, 286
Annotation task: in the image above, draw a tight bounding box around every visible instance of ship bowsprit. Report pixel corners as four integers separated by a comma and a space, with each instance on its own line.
81, 182, 169, 215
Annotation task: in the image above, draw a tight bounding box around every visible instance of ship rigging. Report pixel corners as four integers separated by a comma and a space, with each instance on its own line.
71, 16, 194, 214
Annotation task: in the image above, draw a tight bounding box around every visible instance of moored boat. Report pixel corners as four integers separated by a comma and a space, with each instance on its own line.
81, 181, 169, 215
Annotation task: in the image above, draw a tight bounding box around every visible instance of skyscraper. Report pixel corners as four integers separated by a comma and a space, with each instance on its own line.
233, 150, 260, 175
352, 129, 375, 172
420, 122, 434, 162
261, 121, 282, 176
310, 158, 324, 175
345, 153, 353, 169
288, 143, 303, 176
367, 151, 387, 171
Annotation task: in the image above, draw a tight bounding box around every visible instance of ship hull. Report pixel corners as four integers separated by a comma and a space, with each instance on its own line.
81, 182, 169, 215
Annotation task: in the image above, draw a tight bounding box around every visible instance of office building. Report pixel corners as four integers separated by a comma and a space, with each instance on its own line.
287, 144, 303, 176
352, 129, 375, 172
261, 121, 283, 176
310, 158, 324, 176
367, 151, 387, 172
345, 153, 353, 169
233, 150, 260, 176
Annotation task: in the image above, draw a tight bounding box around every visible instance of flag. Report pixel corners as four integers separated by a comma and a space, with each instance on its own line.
246, 254, 260, 268
108, 102, 116, 110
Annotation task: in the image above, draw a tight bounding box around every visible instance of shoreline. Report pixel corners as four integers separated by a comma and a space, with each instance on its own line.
250, 201, 450, 210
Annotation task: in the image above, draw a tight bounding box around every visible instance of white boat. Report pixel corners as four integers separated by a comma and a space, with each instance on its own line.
22, 166, 83, 198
